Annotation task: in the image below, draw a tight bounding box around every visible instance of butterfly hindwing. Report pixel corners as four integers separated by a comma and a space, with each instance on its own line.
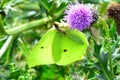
56, 29, 89, 65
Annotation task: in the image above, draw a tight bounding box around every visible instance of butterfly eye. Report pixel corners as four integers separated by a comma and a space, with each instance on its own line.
63, 49, 67, 52
41, 46, 44, 49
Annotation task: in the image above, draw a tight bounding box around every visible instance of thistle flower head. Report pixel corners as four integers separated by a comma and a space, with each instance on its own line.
64, 2, 98, 31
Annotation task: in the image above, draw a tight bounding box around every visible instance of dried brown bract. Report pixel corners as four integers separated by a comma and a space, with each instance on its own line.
107, 2, 120, 34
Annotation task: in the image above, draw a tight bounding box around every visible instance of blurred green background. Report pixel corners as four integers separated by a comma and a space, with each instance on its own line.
0, 0, 120, 80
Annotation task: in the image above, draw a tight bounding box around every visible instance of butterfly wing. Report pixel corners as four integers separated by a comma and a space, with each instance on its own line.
27, 29, 57, 68
27, 28, 89, 67
54, 29, 89, 65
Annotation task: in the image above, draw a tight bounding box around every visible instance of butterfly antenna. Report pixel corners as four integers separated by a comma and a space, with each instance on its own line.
53, 23, 66, 35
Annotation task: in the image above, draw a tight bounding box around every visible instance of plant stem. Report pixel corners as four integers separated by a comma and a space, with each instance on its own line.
0, 36, 15, 58
99, 56, 110, 80
5, 17, 51, 35
108, 39, 114, 80
99, 17, 114, 80
0, 15, 6, 34
6, 42, 13, 63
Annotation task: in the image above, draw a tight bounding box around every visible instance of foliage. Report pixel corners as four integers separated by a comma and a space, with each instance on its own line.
0, 0, 120, 80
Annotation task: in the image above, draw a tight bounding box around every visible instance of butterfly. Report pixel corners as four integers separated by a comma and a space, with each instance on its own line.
27, 26, 88, 68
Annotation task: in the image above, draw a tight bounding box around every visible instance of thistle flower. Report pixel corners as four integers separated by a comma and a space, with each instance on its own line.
64, 2, 98, 31
107, 2, 120, 34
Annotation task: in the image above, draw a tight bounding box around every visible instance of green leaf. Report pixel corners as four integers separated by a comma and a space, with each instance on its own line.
79, 0, 100, 4
40, 0, 51, 11
109, 21, 116, 37
27, 28, 89, 67
54, 2, 66, 17
16, 1, 40, 11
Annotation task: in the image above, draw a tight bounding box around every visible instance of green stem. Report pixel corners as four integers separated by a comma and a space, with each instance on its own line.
108, 39, 114, 80
0, 35, 16, 58
99, 57, 110, 80
0, 15, 6, 34
5, 17, 51, 35
0, 17, 51, 58
99, 17, 110, 38
99, 17, 114, 80
5, 41, 13, 63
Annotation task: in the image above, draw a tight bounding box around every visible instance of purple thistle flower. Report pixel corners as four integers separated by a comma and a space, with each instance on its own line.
64, 2, 97, 31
